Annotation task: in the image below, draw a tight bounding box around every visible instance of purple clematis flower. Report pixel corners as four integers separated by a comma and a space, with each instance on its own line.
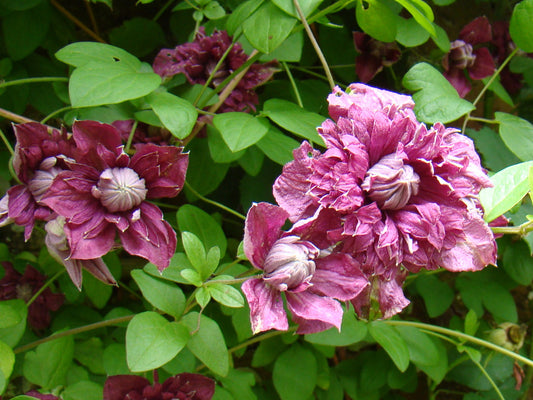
442, 16, 496, 97
353, 32, 401, 83
241, 202, 368, 334
273, 83, 497, 318
153, 27, 276, 113
40, 120, 188, 270
103, 372, 215, 400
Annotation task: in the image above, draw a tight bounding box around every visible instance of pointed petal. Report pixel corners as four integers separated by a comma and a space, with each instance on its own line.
286, 291, 343, 333
469, 47, 496, 79
65, 217, 116, 260
459, 16, 492, 45
356, 54, 384, 83
443, 68, 471, 98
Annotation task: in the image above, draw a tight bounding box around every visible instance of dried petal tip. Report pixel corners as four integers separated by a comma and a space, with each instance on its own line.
92, 167, 147, 212
263, 236, 319, 292
362, 154, 420, 210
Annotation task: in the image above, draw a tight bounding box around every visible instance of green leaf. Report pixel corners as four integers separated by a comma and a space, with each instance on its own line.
430, 22, 450, 52
503, 239, 533, 285
226, 0, 264, 35
207, 125, 245, 163
402, 62, 474, 123
495, 112, 533, 162
213, 113, 269, 152
395, 326, 440, 367
510, 0, 533, 52
271, 0, 323, 18
23, 335, 74, 388
195, 287, 211, 308
131, 270, 186, 318
368, 321, 409, 372
395, 0, 436, 36
415, 274, 454, 318
82, 270, 113, 309
69, 62, 161, 107
146, 91, 198, 139
355, 0, 398, 42
415, 336, 448, 384
256, 126, 300, 165
126, 311, 189, 372
0, 340, 14, 390
238, 146, 264, 176
260, 31, 303, 62
396, 17, 430, 47
243, 2, 298, 54
466, 127, 521, 172
109, 17, 165, 57
182, 312, 229, 376
205, 246, 221, 276
144, 253, 193, 284
482, 76, 513, 107
177, 204, 228, 257
204, 1, 226, 19
62, 381, 103, 400
0, 0, 43, 10
207, 283, 245, 308
56, 42, 141, 70
2, 3, 50, 60
219, 369, 257, 400
464, 309, 479, 336
103, 343, 129, 375
273, 344, 317, 400
479, 161, 533, 222
0, 299, 26, 328
182, 232, 208, 276
263, 98, 325, 145
74, 338, 105, 374
305, 310, 368, 346
181, 268, 204, 287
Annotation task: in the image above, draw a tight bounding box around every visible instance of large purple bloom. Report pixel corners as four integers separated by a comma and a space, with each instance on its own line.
442, 16, 496, 97
241, 202, 368, 334
273, 83, 497, 318
153, 27, 276, 113
41, 121, 188, 270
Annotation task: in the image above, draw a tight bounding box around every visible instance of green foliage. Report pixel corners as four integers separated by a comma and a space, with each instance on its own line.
495, 111, 533, 162
368, 321, 409, 372
510, 0, 533, 52
273, 344, 317, 400
147, 91, 198, 139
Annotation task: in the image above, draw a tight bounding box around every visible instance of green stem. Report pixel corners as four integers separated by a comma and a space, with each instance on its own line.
0, 128, 14, 156
468, 353, 505, 400
125, 120, 139, 154
282, 62, 304, 108
204, 275, 259, 286
384, 320, 533, 368
27, 270, 65, 307
293, 0, 334, 89
468, 116, 499, 125
185, 181, 246, 220
291, 66, 346, 88
153, 0, 177, 21
491, 220, 533, 236
0, 77, 68, 90
14, 314, 135, 354
228, 326, 298, 354
40, 106, 72, 124
300, 0, 356, 29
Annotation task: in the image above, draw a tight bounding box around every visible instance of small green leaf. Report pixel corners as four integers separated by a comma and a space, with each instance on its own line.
0, 341, 14, 390
482, 76, 513, 107
207, 125, 245, 163
74, 338, 105, 374
185, 138, 229, 196
62, 381, 103, 400
503, 239, 533, 285
464, 309, 479, 336
177, 204, 227, 257
146, 91, 197, 139
126, 311, 190, 372
182, 312, 229, 376
181, 268, 203, 287
144, 253, 193, 284
213, 113, 269, 152
395, 0, 436, 36
395, 326, 440, 367
56, 42, 141, 69
204, 1, 226, 19
396, 17, 430, 47
402, 62, 474, 123
510, 0, 533, 52
207, 283, 245, 308
226, 0, 264, 35
103, 343, 129, 375
82, 270, 112, 309
263, 99, 325, 145
256, 126, 300, 165
271, 0, 323, 18
195, 287, 211, 308
243, 2, 298, 54
109, 17, 165, 57
273, 344, 317, 400
181, 232, 207, 276
479, 161, 533, 222
495, 112, 533, 162
368, 321, 409, 372
205, 246, 221, 277
415, 274, 454, 318
0, 299, 26, 328
355, 0, 398, 42
131, 269, 186, 318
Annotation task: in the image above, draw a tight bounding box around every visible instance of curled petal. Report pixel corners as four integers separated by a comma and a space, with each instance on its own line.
286, 291, 343, 334
65, 216, 116, 260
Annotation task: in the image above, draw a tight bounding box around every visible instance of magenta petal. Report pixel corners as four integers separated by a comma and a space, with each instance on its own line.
241, 278, 288, 334
119, 202, 177, 270
7, 185, 37, 240
469, 47, 496, 79
286, 291, 343, 334
72, 121, 123, 169
243, 202, 288, 270
65, 217, 116, 260
378, 275, 410, 318
459, 16, 492, 45
443, 68, 471, 98
103, 375, 151, 400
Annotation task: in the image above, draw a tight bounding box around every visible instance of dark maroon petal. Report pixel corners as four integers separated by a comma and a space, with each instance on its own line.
353, 31, 370, 53
118, 202, 177, 270
243, 202, 288, 270
356, 53, 384, 83
72, 121, 124, 170
162, 373, 216, 400
469, 47, 496, 79
443, 68, 471, 98
130, 144, 189, 199
459, 16, 492, 45
25, 390, 61, 400
103, 375, 151, 400
7, 185, 37, 240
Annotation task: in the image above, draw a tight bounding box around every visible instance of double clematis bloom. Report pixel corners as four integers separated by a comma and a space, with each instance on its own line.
272, 83, 497, 319
241, 202, 369, 334
153, 27, 276, 113
442, 16, 496, 97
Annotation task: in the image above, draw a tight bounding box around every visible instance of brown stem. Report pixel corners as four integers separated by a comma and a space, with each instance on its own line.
83, 0, 100, 36
0, 107, 36, 124
51, 0, 106, 43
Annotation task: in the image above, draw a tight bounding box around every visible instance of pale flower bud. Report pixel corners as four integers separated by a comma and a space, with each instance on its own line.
362, 154, 420, 210
487, 322, 527, 352
449, 40, 476, 69
263, 236, 319, 292
92, 167, 147, 212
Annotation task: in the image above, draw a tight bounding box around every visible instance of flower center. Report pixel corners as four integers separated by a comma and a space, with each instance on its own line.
263, 236, 319, 292
16, 283, 33, 302
362, 154, 420, 210
450, 40, 476, 69
92, 167, 147, 213
28, 157, 63, 203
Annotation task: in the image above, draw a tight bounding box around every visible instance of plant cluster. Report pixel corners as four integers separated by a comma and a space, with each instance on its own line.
0, 0, 533, 399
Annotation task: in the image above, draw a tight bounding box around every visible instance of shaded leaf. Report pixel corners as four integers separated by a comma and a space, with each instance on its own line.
368, 321, 409, 372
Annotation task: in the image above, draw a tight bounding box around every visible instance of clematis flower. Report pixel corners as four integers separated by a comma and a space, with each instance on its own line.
442, 16, 496, 97
112, 120, 169, 146
24, 391, 60, 400
153, 27, 276, 113
41, 120, 188, 270
103, 372, 215, 400
273, 83, 497, 318
241, 202, 368, 334
0, 261, 64, 330
353, 32, 401, 83
0, 123, 75, 240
